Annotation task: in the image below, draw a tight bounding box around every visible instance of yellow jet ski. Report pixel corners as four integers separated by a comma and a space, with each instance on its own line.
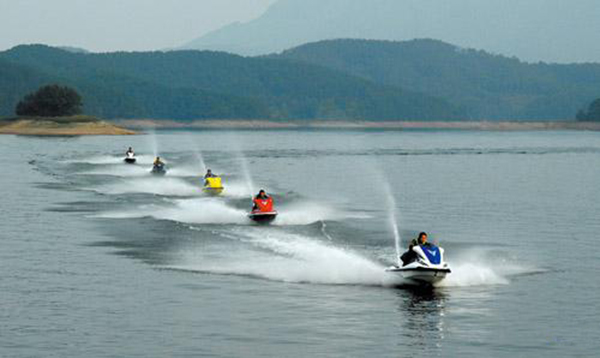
203, 176, 224, 195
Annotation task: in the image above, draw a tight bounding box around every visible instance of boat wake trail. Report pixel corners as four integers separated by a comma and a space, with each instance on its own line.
96, 198, 249, 225
79, 165, 152, 177
96, 197, 357, 226
91, 178, 201, 197
437, 248, 542, 287
273, 202, 355, 226
219, 181, 255, 199
67, 155, 156, 165
170, 229, 387, 286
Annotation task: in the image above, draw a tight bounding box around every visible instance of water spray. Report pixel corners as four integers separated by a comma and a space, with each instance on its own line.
227, 133, 255, 197
360, 155, 404, 267
147, 128, 159, 159
382, 180, 403, 266
185, 134, 207, 174
237, 149, 255, 196
389, 207, 402, 265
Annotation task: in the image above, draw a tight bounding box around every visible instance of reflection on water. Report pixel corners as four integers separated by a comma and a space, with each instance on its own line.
397, 287, 447, 354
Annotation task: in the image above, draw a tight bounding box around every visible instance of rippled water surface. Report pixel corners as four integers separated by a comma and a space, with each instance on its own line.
1, 130, 599, 357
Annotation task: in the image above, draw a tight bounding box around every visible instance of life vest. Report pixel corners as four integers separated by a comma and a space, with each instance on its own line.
253, 197, 274, 212
205, 176, 223, 189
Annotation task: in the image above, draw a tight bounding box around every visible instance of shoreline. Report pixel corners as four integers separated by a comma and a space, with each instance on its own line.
0, 119, 136, 136
117, 119, 600, 131
5, 117, 599, 134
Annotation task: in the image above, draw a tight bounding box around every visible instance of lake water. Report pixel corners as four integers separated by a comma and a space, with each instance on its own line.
1, 129, 599, 357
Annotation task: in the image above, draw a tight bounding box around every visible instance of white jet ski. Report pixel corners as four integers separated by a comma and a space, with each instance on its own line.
124, 152, 136, 164
386, 244, 451, 285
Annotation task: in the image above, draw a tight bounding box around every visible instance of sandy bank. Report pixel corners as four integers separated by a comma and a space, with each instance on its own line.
118, 119, 600, 131
0, 119, 136, 136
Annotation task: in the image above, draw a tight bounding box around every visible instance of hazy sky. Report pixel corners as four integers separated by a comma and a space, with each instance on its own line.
185, 0, 600, 63
0, 0, 276, 52
1, 0, 598, 62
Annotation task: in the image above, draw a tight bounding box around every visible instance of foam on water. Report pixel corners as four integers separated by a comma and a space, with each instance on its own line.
67, 155, 156, 165
382, 259, 535, 289
436, 248, 539, 287
78, 163, 203, 178
96, 197, 537, 288
165, 224, 528, 288
171, 229, 387, 285
93, 177, 201, 197
167, 166, 204, 177
96, 198, 350, 226
437, 262, 510, 287
66, 156, 122, 165
274, 201, 347, 226
220, 181, 255, 199
78, 165, 152, 177
97, 198, 249, 225
154, 199, 249, 225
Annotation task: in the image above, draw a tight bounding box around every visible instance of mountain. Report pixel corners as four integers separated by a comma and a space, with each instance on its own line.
275, 39, 600, 120
0, 47, 269, 119
0, 45, 462, 120
183, 0, 600, 63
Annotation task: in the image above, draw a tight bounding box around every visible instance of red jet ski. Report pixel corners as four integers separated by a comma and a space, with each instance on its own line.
249, 194, 277, 224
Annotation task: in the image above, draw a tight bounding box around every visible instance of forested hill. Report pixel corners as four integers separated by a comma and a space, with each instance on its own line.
0, 45, 463, 121
0, 54, 268, 120
275, 39, 600, 120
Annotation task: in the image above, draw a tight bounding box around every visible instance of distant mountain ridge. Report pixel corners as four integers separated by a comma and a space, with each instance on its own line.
3, 39, 598, 121
183, 0, 600, 63
0, 44, 462, 120
274, 39, 600, 120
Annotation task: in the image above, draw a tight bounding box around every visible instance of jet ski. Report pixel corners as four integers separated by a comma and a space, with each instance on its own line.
249, 210, 278, 224
249, 196, 277, 224
151, 163, 167, 176
203, 176, 224, 196
386, 243, 451, 285
124, 152, 136, 164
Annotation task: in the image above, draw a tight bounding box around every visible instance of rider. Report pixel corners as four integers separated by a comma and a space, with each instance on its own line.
204, 169, 218, 186
153, 157, 164, 167
252, 190, 272, 212
204, 169, 217, 179
409, 232, 428, 250
255, 190, 268, 200
401, 232, 430, 266
126, 147, 134, 156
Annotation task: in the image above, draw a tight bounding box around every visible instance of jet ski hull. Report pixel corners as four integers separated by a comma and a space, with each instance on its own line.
151, 168, 167, 176
124, 158, 136, 164
386, 266, 451, 285
249, 211, 278, 224
203, 187, 224, 196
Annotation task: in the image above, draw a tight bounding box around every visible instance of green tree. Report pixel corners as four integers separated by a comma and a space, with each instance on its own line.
577, 98, 600, 121
16, 84, 82, 117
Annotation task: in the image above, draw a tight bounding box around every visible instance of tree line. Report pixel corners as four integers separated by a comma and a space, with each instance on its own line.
16, 84, 82, 117
0, 45, 462, 121
276, 39, 600, 120
3, 41, 599, 121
